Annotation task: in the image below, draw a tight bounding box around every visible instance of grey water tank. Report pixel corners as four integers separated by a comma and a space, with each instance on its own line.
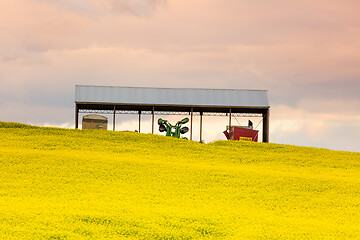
82, 115, 108, 130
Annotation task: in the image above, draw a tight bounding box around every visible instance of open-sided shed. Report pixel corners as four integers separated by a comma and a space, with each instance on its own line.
75, 85, 270, 142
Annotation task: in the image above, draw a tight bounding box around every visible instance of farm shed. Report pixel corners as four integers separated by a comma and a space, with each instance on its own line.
75, 85, 270, 142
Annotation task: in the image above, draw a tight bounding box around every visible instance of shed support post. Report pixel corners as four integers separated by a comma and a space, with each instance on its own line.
113, 105, 116, 131
138, 111, 141, 133
190, 107, 193, 141
152, 106, 155, 134
229, 108, 232, 132
200, 112, 203, 143
75, 104, 79, 129
262, 108, 270, 143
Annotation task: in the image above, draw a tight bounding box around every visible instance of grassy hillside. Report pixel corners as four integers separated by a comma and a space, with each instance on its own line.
1, 121, 360, 239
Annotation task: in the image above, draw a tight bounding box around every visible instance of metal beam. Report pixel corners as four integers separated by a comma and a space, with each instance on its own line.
229, 108, 232, 134
138, 111, 141, 133
262, 109, 270, 143
113, 105, 116, 131
190, 107, 193, 141
78, 108, 263, 117
200, 112, 203, 143
152, 106, 155, 134
75, 104, 79, 129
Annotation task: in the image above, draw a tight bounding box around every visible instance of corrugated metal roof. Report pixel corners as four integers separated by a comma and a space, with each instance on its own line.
75, 85, 269, 108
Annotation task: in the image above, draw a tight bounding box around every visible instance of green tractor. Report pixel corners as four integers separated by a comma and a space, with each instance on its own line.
158, 118, 189, 138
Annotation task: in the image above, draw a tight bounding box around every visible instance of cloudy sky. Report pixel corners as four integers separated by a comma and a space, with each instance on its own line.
1, 0, 359, 152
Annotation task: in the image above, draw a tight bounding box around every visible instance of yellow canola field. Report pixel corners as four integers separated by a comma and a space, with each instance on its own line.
1, 121, 360, 239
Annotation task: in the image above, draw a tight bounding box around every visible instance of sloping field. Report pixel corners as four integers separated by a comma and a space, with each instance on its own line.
1, 121, 360, 239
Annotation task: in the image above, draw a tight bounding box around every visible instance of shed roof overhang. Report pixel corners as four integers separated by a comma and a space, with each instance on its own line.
75, 85, 270, 114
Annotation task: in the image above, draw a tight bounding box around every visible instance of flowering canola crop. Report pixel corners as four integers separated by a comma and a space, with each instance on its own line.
1, 121, 360, 239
